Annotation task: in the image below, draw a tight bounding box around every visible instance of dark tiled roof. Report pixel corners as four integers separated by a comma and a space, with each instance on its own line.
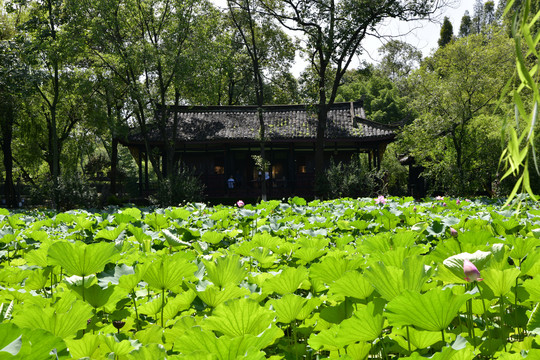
124, 101, 395, 144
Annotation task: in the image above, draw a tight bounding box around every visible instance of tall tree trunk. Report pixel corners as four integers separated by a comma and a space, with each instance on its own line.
111, 137, 118, 194
0, 100, 17, 208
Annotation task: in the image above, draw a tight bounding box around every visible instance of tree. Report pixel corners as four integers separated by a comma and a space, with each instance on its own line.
458, 10, 472, 37
13, 0, 85, 206
401, 31, 514, 195
80, 0, 210, 189
472, 0, 484, 34
0, 12, 26, 208
227, 0, 295, 200
261, 0, 450, 185
438, 16, 453, 47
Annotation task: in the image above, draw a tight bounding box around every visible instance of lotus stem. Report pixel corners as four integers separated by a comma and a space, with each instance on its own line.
406, 325, 412, 355
477, 284, 488, 328
82, 275, 85, 302
161, 288, 165, 328
132, 290, 140, 331
441, 329, 445, 345
500, 296, 507, 351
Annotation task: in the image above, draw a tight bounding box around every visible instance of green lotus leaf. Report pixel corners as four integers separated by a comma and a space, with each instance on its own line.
338, 299, 385, 342
201, 231, 225, 244
47, 241, 118, 277
134, 325, 164, 345
482, 268, 521, 297
65, 333, 100, 359
101, 334, 138, 356
292, 246, 326, 264
95, 223, 127, 241
442, 251, 492, 283
365, 262, 404, 301
204, 298, 275, 337
345, 342, 370, 360
527, 303, 540, 335
128, 343, 167, 360
508, 236, 539, 261
69, 283, 119, 309
320, 300, 354, 324
204, 255, 247, 288
268, 294, 307, 324
142, 253, 197, 291
520, 248, 540, 277
163, 289, 197, 322
176, 326, 281, 360
144, 213, 169, 231
0, 323, 22, 356
310, 256, 359, 285
392, 326, 441, 351
328, 271, 374, 300
25, 267, 53, 291
523, 277, 540, 301
12, 292, 93, 339
297, 297, 323, 320
250, 247, 278, 268
24, 246, 50, 268
307, 325, 349, 351
386, 288, 473, 331
195, 284, 250, 308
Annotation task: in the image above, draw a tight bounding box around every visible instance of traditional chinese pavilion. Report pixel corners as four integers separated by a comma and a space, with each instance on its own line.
119, 101, 396, 199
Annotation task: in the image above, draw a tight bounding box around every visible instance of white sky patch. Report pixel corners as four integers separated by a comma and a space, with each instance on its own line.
211, 0, 496, 76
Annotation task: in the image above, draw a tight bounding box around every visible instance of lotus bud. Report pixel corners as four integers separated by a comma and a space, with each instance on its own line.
456, 199, 461, 205
413, 206, 417, 212
375, 195, 386, 205
463, 259, 483, 282
236, 200, 245, 207
113, 320, 126, 330
442, 202, 447, 207
450, 227, 458, 237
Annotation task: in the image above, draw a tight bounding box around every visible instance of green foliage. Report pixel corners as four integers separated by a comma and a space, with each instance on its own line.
5, 188, 540, 357
499, 0, 540, 203
401, 30, 515, 195
320, 156, 382, 198
31, 173, 98, 210
438, 16, 454, 47
151, 167, 205, 207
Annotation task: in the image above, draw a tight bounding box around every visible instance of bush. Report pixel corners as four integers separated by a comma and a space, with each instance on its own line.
31, 173, 98, 210
321, 156, 383, 199
151, 167, 205, 206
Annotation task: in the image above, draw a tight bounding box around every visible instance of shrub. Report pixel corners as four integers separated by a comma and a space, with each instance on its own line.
31, 173, 98, 210
151, 167, 205, 206
322, 156, 383, 199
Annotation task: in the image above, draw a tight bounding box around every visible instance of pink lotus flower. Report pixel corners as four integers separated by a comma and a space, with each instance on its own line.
464, 259, 483, 282
436, 196, 444, 200
442, 202, 447, 207
465, 199, 471, 202
413, 206, 417, 212
375, 195, 386, 205
450, 228, 458, 237
236, 200, 245, 207
456, 199, 461, 205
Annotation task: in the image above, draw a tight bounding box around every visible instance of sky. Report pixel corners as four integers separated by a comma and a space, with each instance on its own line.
212, 0, 498, 76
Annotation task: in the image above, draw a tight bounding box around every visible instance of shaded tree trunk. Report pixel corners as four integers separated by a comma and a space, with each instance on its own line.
0, 100, 17, 208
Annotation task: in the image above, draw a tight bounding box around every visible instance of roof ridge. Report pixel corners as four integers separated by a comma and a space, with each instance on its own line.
162, 101, 363, 113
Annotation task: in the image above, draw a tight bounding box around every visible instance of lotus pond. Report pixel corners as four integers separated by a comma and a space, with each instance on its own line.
1, 197, 540, 359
